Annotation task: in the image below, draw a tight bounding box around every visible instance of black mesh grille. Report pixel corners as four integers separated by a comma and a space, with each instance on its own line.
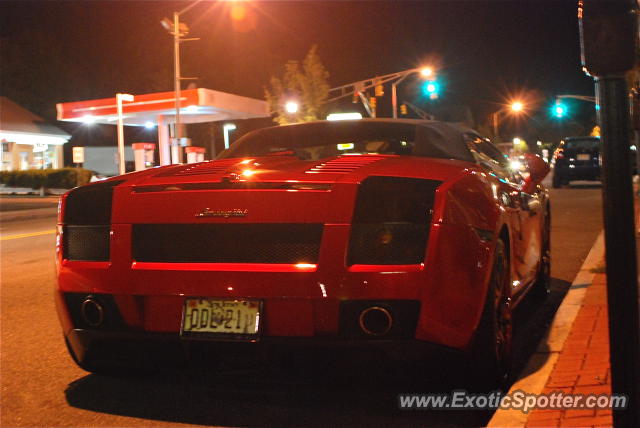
63, 226, 110, 261
132, 224, 323, 263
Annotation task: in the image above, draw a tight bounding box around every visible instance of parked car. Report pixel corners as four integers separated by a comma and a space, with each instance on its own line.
552, 136, 601, 188
55, 119, 550, 388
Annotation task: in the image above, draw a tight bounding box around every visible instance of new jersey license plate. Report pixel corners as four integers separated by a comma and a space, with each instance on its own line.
577, 154, 591, 161
181, 298, 262, 340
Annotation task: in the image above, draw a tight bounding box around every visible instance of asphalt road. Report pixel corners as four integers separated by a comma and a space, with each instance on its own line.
0, 182, 603, 427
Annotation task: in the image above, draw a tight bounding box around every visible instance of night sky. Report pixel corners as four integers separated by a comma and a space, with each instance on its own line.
1, 0, 596, 145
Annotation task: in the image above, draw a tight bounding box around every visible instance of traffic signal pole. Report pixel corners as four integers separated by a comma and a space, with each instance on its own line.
580, 1, 640, 426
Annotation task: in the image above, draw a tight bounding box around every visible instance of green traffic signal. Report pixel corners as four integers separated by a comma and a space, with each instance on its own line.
553, 103, 567, 118
422, 80, 440, 99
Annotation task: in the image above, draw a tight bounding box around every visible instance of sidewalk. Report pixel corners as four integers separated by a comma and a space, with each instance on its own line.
488, 206, 640, 427
524, 271, 612, 427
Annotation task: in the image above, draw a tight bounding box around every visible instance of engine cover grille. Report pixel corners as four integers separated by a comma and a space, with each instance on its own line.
132, 224, 323, 264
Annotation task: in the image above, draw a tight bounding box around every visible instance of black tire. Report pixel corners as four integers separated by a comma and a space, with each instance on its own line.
532, 209, 551, 300
469, 238, 513, 391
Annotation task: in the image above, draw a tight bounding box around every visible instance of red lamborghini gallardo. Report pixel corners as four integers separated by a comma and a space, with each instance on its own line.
55, 119, 550, 387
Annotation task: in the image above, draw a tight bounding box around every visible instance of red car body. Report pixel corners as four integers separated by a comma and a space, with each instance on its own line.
55, 119, 550, 379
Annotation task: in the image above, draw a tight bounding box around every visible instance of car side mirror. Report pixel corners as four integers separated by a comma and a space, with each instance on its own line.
522, 153, 550, 194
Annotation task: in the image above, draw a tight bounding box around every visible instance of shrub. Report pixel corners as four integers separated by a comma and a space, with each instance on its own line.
0, 168, 93, 189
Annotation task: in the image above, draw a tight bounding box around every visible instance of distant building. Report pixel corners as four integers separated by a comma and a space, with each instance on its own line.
0, 97, 70, 171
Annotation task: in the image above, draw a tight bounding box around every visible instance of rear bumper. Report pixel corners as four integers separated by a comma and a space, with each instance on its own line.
555, 164, 600, 181
65, 328, 462, 370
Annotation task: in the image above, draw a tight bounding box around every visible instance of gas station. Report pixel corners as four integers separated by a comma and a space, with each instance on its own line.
56, 88, 269, 171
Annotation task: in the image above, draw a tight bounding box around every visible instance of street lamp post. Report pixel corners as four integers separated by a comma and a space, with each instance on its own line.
116, 93, 134, 175
161, 0, 202, 164
492, 101, 524, 140
391, 67, 433, 119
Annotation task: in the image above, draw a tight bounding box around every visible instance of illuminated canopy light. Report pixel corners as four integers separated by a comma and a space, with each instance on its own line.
184, 105, 199, 113
81, 115, 96, 124
327, 113, 363, 121
285, 101, 299, 114
0, 132, 69, 146
144, 121, 155, 129
223, 123, 237, 131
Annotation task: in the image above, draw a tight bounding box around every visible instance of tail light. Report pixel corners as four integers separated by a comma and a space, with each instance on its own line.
347, 176, 440, 265
62, 180, 123, 261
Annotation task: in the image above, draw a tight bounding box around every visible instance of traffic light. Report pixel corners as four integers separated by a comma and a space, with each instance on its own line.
400, 104, 408, 115
375, 84, 384, 97
553, 102, 567, 118
369, 97, 377, 108
422, 80, 439, 99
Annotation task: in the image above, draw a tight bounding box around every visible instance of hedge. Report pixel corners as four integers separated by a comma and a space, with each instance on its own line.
0, 168, 93, 189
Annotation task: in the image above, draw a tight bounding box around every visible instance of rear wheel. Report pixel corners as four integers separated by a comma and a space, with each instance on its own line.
469, 238, 513, 391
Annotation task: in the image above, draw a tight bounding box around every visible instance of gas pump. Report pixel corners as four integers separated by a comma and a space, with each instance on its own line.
132, 142, 156, 171
185, 146, 205, 164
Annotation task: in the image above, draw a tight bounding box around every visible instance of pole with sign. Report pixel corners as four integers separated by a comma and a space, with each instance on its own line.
72, 146, 84, 187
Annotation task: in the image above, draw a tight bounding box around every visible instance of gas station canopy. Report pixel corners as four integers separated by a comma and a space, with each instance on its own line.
56, 88, 269, 126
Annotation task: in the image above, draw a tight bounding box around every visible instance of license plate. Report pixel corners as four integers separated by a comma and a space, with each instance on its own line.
577, 154, 591, 161
181, 298, 262, 340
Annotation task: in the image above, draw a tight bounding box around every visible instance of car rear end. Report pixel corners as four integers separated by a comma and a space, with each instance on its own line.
553, 136, 601, 183
56, 155, 497, 371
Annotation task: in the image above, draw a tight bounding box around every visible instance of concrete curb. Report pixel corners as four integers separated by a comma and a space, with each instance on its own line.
487, 230, 605, 427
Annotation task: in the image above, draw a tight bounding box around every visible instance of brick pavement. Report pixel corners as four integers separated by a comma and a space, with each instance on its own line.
525, 273, 613, 427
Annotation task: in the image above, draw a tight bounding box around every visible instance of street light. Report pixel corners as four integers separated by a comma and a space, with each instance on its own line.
161, 0, 203, 164
492, 101, 525, 139
285, 101, 299, 114
392, 66, 435, 119
116, 93, 134, 175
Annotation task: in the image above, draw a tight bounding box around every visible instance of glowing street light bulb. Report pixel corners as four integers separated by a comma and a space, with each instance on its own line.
511, 101, 524, 112
420, 67, 434, 78
285, 101, 299, 114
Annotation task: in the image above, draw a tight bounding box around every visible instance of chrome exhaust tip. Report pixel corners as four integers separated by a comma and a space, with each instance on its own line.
81, 297, 104, 327
358, 306, 393, 336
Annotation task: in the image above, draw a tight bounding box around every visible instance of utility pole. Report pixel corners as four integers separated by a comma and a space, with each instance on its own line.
580, 1, 639, 426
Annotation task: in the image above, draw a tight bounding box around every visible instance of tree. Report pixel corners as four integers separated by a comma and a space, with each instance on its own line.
264, 45, 330, 125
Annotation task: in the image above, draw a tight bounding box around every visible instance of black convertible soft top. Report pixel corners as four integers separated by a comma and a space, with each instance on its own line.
219, 119, 479, 163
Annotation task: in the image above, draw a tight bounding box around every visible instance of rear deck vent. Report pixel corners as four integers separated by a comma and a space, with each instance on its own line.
305, 155, 387, 174
156, 159, 239, 177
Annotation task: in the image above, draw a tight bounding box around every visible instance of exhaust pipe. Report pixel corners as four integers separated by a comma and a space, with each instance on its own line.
358, 306, 393, 336
81, 297, 104, 327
